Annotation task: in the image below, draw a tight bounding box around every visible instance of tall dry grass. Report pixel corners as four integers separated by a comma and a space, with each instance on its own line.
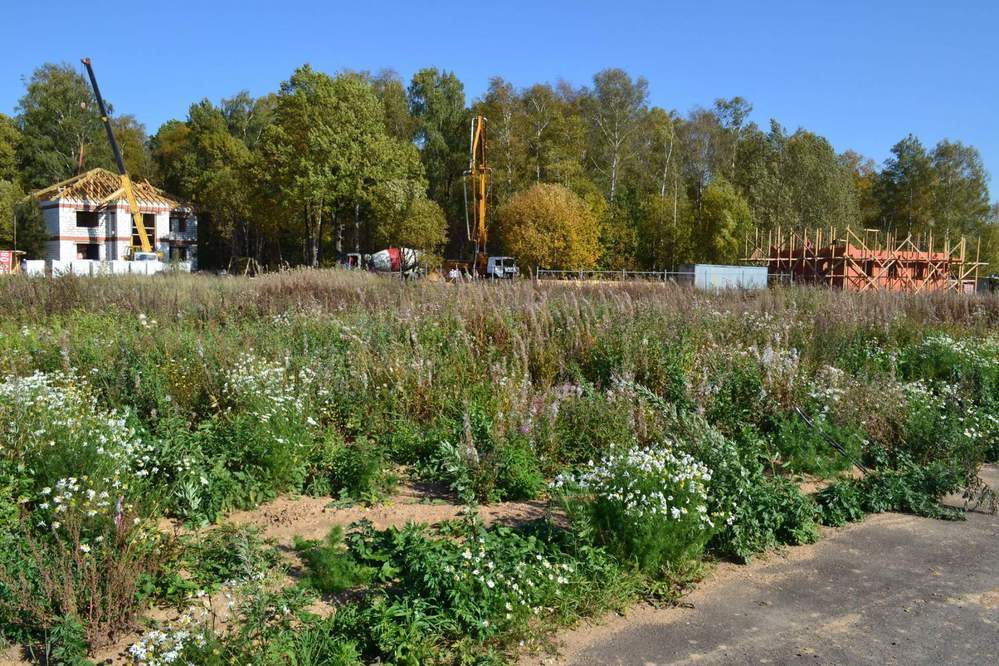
1, 269, 996, 331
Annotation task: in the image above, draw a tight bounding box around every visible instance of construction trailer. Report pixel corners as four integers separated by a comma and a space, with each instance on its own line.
744, 226, 984, 293
677, 264, 768, 290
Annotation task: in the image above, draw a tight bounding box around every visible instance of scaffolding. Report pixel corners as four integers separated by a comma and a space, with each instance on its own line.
744, 226, 984, 293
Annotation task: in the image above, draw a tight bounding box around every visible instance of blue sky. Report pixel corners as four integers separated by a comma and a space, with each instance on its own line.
3, 0, 995, 199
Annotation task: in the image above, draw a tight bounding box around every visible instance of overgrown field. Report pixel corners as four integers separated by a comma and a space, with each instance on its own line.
1, 271, 997, 664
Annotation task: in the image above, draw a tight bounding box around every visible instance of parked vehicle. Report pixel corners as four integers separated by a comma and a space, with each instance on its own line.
485, 256, 519, 279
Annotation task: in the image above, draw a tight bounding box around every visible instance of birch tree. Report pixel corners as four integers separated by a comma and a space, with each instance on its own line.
584, 69, 648, 207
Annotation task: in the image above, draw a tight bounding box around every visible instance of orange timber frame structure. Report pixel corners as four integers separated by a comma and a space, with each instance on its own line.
744, 226, 984, 293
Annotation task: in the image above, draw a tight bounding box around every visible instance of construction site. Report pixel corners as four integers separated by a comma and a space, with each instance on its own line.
1, 3, 999, 662
743, 226, 985, 293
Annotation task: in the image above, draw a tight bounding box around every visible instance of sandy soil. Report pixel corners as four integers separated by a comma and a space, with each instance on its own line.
223, 485, 548, 546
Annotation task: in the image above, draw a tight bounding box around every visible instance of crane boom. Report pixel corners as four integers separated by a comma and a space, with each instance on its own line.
463, 114, 490, 274
81, 57, 153, 255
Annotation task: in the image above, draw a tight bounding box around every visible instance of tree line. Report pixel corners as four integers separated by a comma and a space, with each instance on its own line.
2, 62, 997, 271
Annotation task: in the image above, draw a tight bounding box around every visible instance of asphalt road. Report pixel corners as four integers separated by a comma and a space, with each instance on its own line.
557, 466, 999, 666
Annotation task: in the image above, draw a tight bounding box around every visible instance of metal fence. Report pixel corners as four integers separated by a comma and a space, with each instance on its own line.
535, 269, 695, 283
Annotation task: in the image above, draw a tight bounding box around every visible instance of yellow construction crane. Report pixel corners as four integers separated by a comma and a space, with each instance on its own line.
464, 114, 491, 275
81, 57, 154, 257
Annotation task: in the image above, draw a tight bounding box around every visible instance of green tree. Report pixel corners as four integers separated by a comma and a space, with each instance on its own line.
498, 183, 600, 270
15, 63, 111, 190
263, 66, 426, 264
370, 70, 414, 142
370, 179, 447, 255
929, 140, 990, 237
637, 188, 693, 270
0, 113, 19, 182
475, 77, 526, 202
784, 130, 858, 230
681, 108, 724, 223
150, 120, 196, 197
584, 68, 648, 206
713, 97, 753, 181
735, 121, 857, 233
875, 134, 934, 235
0, 186, 46, 257
0, 180, 21, 247
839, 150, 880, 227
698, 178, 753, 263
111, 114, 155, 182
408, 68, 468, 245
982, 203, 999, 273
185, 100, 255, 265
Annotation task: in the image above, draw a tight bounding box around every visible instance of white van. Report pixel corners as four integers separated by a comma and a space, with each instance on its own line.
486, 256, 519, 279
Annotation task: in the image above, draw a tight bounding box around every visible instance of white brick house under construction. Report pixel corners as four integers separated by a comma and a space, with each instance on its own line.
33, 168, 197, 264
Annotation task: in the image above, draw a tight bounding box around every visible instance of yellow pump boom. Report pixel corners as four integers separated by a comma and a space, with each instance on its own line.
463, 114, 491, 275
81, 57, 153, 256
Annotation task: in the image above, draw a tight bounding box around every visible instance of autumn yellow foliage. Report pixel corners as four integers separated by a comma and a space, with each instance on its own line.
497, 183, 600, 271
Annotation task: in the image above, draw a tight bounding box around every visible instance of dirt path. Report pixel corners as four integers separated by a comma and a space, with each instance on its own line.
523, 465, 999, 666
223, 485, 548, 545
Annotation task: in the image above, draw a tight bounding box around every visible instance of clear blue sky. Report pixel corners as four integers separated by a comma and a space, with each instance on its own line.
3, 0, 996, 199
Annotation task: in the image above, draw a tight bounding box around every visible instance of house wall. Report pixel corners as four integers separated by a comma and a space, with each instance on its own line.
40, 200, 174, 261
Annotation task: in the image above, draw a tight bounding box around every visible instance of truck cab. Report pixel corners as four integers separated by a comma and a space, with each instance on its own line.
486, 256, 519, 279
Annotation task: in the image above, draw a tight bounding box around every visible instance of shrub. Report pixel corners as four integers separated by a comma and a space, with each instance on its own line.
294, 526, 373, 594
553, 445, 721, 572
184, 525, 278, 589
306, 435, 393, 502
770, 412, 864, 476
0, 480, 167, 649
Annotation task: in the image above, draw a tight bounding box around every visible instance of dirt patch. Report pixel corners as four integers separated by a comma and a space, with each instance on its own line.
224, 489, 548, 545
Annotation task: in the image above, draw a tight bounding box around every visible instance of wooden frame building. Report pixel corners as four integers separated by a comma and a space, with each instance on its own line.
745, 226, 983, 293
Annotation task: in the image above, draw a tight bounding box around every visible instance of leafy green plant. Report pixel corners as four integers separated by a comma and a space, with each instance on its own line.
307, 436, 394, 502
770, 412, 864, 476
495, 435, 545, 501
626, 383, 820, 562
815, 456, 966, 526
185, 524, 279, 588
294, 526, 373, 594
